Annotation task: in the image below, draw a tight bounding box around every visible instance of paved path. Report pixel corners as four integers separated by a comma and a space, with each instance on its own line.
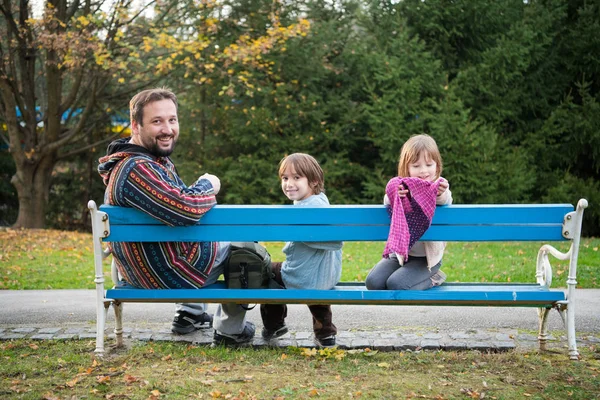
1, 289, 599, 352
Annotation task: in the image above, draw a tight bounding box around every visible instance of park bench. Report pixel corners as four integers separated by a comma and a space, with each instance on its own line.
88, 199, 587, 359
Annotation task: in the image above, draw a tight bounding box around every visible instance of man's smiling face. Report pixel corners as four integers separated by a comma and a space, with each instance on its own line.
131, 98, 179, 157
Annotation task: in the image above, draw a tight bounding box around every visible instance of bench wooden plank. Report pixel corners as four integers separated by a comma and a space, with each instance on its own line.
101, 204, 574, 226
103, 223, 567, 242
106, 283, 564, 306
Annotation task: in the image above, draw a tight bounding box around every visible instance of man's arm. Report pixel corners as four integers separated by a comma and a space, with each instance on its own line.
120, 159, 217, 226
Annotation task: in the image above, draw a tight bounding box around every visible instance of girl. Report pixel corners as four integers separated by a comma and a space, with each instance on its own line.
260, 153, 343, 347
366, 134, 452, 291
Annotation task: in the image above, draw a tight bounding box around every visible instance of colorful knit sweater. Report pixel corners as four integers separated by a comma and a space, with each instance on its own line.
97, 138, 218, 289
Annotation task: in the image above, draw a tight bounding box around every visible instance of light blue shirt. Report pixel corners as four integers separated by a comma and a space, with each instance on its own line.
281, 192, 343, 289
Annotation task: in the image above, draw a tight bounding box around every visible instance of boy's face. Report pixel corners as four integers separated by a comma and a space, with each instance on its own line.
281, 166, 314, 201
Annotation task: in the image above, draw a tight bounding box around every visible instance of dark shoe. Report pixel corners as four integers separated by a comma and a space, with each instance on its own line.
213, 322, 256, 346
261, 325, 289, 340
314, 335, 336, 348
171, 311, 213, 334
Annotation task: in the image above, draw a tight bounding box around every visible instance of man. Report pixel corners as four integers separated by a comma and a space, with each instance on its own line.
98, 87, 254, 345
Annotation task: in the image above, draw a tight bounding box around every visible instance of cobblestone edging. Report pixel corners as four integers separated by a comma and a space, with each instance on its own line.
2, 326, 598, 351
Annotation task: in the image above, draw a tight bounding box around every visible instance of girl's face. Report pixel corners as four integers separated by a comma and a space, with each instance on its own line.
408, 152, 437, 182
281, 166, 314, 201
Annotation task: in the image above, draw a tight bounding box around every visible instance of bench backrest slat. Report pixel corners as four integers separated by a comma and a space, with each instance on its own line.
100, 204, 572, 243
102, 204, 573, 225
105, 224, 567, 242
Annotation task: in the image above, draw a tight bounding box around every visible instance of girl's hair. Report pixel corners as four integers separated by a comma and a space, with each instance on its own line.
278, 153, 325, 194
398, 134, 443, 178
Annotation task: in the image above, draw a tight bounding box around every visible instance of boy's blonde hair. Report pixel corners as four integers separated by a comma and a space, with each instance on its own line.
278, 153, 325, 194
398, 134, 443, 179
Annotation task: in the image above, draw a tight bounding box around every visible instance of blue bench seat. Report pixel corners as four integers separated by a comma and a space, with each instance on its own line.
107, 282, 565, 307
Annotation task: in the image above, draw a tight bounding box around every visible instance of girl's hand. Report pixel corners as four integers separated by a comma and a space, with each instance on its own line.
398, 184, 409, 198
437, 178, 448, 197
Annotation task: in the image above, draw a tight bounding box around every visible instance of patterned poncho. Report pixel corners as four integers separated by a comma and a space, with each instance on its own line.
383, 177, 440, 261
98, 138, 218, 289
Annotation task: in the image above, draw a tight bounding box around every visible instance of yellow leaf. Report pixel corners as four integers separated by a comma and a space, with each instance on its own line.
280, 353, 287, 360
377, 362, 390, 368
301, 348, 317, 357
65, 377, 78, 387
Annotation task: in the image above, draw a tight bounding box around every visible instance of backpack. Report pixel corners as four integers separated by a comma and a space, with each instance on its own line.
224, 242, 271, 289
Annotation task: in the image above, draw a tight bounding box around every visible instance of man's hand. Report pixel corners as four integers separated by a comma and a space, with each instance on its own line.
437, 178, 448, 197
200, 173, 221, 194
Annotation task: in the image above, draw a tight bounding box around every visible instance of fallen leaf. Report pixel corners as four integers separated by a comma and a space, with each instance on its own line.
301, 348, 317, 357
124, 374, 139, 384
65, 377, 78, 387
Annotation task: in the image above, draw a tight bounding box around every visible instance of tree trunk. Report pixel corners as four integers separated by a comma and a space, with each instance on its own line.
11, 153, 56, 229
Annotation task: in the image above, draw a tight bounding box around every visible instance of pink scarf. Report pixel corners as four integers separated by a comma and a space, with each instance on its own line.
383, 177, 440, 261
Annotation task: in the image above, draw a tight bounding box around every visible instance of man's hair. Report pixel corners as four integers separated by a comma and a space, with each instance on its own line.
397, 134, 443, 179
278, 153, 325, 194
130, 87, 178, 127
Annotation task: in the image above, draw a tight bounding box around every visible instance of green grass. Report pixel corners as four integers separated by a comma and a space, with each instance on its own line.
1, 229, 599, 289
1, 230, 599, 398
1, 340, 599, 399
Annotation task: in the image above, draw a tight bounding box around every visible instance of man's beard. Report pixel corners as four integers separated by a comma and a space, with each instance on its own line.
147, 137, 176, 157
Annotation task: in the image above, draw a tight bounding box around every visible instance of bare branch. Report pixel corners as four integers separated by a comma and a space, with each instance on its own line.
60, 68, 85, 115
46, 78, 99, 153
58, 128, 126, 160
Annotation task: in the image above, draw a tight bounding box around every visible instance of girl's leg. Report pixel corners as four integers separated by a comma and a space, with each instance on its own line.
386, 258, 443, 290
308, 304, 337, 339
260, 262, 287, 330
365, 255, 401, 290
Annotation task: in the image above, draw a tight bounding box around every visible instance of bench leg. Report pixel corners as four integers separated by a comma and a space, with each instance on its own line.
113, 301, 124, 348
537, 307, 551, 351
95, 301, 110, 356
565, 305, 580, 360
